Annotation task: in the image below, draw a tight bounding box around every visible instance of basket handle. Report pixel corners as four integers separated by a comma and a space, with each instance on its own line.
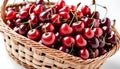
1, 0, 8, 23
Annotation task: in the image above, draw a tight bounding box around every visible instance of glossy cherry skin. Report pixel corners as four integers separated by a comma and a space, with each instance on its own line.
29, 13, 38, 28
102, 26, 112, 34
24, 3, 34, 12
51, 14, 61, 25
19, 11, 29, 20
15, 19, 21, 27
93, 28, 103, 37
89, 37, 99, 49
18, 24, 29, 36
6, 20, 15, 29
99, 48, 107, 55
107, 33, 117, 44
75, 34, 87, 48
94, 19, 100, 27
91, 11, 100, 19
90, 49, 99, 58
81, 5, 91, 16
39, 9, 51, 22
99, 36, 105, 48
77, 10, 83, 18
6, 10, 16, 20
59, 23, 73, 36
59, 12, 70, 22
62, 36, 75, 48
59, 5, 69, 12
27, 29, 41, 41
41, 32, 56, 46
33, 4, 43, 15
69, 5, 76, 11
56, 0, 66, 9
55, 32, 62, 42
78, 48, 89, 60
72, 21, 85, 33
58, 46, 69, 53
84, 28, 94, 39
101, 17, 111, 27
41, 23, 55, 33
36, 0, 44, 5
84, 18, 93, 27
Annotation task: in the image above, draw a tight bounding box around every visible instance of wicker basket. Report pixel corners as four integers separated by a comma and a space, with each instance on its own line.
0, 0, 120, 69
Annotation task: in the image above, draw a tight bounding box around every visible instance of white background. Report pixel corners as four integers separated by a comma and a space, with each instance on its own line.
0, 0, 120, 69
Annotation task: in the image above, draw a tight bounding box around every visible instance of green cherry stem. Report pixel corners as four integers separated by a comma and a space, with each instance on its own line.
69, 44, 74, 54
44, 23, 48, 34
91, 0, 97, 18
47, 0, 53, 15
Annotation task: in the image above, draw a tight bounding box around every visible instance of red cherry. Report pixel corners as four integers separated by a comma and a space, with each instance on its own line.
59, 12, 70, 22
58, 46, 69, 53
59, 5, 69, 12
33, 4, 43, 15
62, 36, 75, 48
91, 11, 100, 19
41, 32, 56, 46
107, 33, 117, 44
51, 14, 61, 25
78, 48, 89, 60
72, 21, 85, 33
6, 20, 15, 29
18, 24, 29, 36
19, 11, 29, 20
15, 19, 21, 27
101, 17, 111, 27
55, 32, 62, 42
81, 5, 91, 16
69, 5, 76, 11
36, 0, 44, 5
59, 23, 73, 36
77, 10, 83, 18
6, 10, 16, 20
29, 13, 38, 28
56, 0, 66, 9
75, 34, 87, 48
41, 23, 55, 33
94, 19, 100, 27
27, 29, 41, 41
25, 3, 34, 11
93, 28, 103, 37
84, 18, 93, 27
84, 28, 94, 39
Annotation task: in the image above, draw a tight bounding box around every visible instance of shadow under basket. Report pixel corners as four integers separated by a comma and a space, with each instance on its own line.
0, 0, 120, 69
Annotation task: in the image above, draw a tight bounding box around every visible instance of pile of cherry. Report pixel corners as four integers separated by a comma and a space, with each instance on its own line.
6, 0, 118, 59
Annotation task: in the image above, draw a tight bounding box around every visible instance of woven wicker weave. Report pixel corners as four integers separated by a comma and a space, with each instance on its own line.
0, 0, 120, 69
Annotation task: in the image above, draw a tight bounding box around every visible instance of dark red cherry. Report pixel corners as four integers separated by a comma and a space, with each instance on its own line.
56, 0, 66, 9
58, 46, 69, 53
102, 26, 112, 34
41, 23, 55, 33
72, 21, 85, 33
55, 32, 62, 42
6, 10, 16, 20
18, 24, 29, 36
84, 28, 94, 39
99, 36, 105, 48
62, 36, 75, 48
84, 18, 93, 27
27, 29, 41, 41
75, 34, 87, 48
13, 26, 19, 33
33, 4, 43, 15
89, 37, 99, 49
59, 5, 69, 12
41, 32, 56, 46
39, 9, 51, 22
15, 19, 21, 27
6, 20, 15, 29
107, 33, 117, 44
101, 17, 111, 27
77, 10, 83, 18
29, 13, 38, 28
51, 14, 61, 25
91, 11, 100, 19
99, 48, 107, 55
81, 5, 91, 16
91, 49, 99, 58
25, 3, 34, 12
59, 12, 70, 22
19, 11, 29, 20
59, 23, 73, 36
93, 28, 103, 37
78, 48, 89, 60
36, 0, 44, 5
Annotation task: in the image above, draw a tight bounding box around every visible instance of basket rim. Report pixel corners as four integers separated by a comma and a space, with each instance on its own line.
0, 0, 120, 65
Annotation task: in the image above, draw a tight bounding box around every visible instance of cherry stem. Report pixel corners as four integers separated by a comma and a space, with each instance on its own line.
91, 0, 96, 18
69, 2, 81, 26
20, 22, 29, 25
29, 22, 33, 31
90, 19, 95, 29
69, 44, 74, 54
47, 0, 53, 15
87, 46, 94, 57
44, 23, 48, 34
